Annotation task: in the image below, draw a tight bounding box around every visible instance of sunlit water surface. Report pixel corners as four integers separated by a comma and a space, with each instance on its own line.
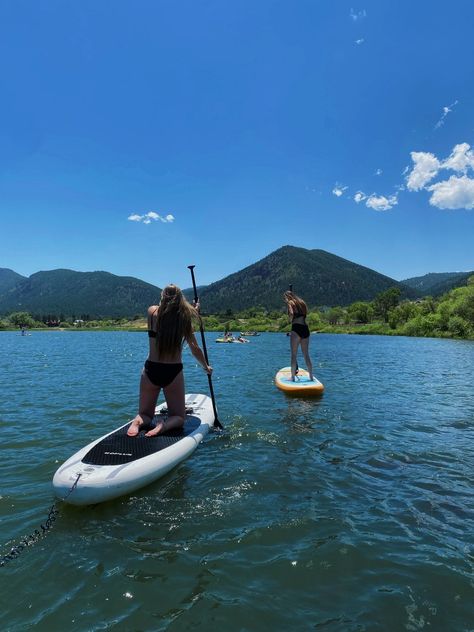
1, 331, 473, 631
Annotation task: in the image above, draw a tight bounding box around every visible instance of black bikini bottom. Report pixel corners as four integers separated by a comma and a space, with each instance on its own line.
144, 360, 183, 388
291, 323, 310, 339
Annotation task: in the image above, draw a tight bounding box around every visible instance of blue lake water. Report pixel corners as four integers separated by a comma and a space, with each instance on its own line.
0, 331, 473, 631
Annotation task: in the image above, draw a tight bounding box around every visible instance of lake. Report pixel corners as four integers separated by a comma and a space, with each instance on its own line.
1, 331, 473, 631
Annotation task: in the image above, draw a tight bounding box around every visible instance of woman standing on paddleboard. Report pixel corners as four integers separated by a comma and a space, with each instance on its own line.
284, 290, 314, 382
128, 284, 212, 438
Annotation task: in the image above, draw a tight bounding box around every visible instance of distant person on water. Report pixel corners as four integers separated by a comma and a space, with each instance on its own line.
127, 284, 212, 438
283, 290, 314, 382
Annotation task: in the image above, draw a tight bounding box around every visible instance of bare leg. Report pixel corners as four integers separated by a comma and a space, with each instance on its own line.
128, 370, 161, 436
300, 337, 314, 380
145, 370, 185, 437
289, 332, 300, 381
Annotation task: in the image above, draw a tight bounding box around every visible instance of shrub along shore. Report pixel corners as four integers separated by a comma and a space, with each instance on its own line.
2, 278, 474, 341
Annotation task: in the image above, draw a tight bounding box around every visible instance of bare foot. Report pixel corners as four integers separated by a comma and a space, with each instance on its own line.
145, 420, 166, 437
127, 421, 142, 437
127, 415, 148, 437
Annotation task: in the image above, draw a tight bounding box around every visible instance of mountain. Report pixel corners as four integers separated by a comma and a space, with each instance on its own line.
0, 269, 162, 318
191, 246, 417, 313
0, 268, 26, 295
402, 271, 474, 296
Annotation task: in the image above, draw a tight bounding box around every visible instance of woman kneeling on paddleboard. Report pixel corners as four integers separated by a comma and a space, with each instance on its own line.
128, 284, 212, 437
284, 290, 314, 382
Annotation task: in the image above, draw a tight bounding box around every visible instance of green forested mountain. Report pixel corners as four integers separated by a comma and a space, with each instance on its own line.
402, 271, 473, 296
0, 247, 421, 318
0, 269, 162, 318
0, 268, 26, 295
191, 246, 417, 313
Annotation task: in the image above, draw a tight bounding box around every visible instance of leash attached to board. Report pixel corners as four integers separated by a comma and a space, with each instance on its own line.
188, 265, 223, 430
0, 473, 81, 567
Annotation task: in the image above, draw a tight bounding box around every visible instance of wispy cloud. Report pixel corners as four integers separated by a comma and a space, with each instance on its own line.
354, 189, 397, 210
365, 193, 398, 211
332, 184, 347, 197
350, 8, 367, 21
128, 212, 175, 224
434, 100, 458, 129
375, 168, 382, 176
355, 38, 365, 45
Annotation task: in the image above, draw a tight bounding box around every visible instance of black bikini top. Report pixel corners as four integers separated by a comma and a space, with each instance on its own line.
148, 329, 157, 338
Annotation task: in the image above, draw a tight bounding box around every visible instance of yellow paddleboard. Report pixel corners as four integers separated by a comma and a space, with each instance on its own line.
275, 366, 324, 396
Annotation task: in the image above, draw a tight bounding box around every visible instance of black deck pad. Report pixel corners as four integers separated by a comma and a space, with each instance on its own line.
82, 417, 201, 466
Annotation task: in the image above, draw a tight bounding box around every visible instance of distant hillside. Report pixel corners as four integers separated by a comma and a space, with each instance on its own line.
402, 271, 474, 296
193, 246, 417, 312
0, 268, 26, 295
0, 269, 162, 318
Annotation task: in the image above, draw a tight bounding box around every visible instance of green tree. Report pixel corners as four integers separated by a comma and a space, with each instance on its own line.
347, 301, 374, 323
374, 287, 401, 323
8, 311, 36, 328
326, 307, 345, 325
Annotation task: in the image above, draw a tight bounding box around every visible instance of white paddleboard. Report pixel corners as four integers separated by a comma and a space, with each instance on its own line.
52, 393, 215, 506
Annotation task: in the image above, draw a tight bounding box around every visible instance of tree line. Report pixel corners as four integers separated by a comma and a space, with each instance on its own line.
1, 278, 473, 340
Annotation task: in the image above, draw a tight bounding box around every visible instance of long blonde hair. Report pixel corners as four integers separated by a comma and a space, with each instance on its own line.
283, 290, 307, 318
155, 285, 199, 357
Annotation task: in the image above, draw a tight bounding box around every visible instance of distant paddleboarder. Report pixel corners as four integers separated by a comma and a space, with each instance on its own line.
283, 290, 314, 382
127, 284, 212, 438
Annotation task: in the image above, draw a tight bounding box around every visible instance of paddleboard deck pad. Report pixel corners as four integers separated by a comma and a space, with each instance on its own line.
53, 393, 214, 505
275, 366, 324, 396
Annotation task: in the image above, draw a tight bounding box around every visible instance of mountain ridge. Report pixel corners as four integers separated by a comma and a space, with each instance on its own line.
1, 247, 471, 318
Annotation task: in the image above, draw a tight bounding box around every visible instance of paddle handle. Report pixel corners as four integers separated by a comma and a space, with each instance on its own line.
188, 265, 223, 429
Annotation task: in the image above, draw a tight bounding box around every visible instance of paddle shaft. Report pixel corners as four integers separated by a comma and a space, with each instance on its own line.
188, 265, 223, 429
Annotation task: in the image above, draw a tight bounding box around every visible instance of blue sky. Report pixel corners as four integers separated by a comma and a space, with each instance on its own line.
1, 0, 473, 290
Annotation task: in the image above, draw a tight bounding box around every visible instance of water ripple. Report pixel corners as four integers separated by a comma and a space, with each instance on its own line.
1, 332, 473, 630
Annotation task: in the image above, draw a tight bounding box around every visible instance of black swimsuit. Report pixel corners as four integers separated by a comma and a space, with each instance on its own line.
145, 328, 183, 387
291, 311, 310, 339
144, 359, 183, 388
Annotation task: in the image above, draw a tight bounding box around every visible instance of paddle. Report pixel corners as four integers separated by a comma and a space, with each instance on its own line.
188, 265, 223, 430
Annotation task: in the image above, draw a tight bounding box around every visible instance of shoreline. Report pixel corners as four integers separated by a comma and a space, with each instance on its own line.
2, 326, 473, 342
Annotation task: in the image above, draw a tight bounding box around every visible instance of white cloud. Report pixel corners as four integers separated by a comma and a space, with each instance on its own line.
406, 151, 441, 191
441, 142, 474, 174
365, 193, 398, 211
355, 38, 365, 45
427, 175, 474, 210
434, 99, 458, 129
350, 8, 367, 21
332, 184, 347, 197
128, 211, 175, 224
354, 191, 366, 203
375, 168, 382, 176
